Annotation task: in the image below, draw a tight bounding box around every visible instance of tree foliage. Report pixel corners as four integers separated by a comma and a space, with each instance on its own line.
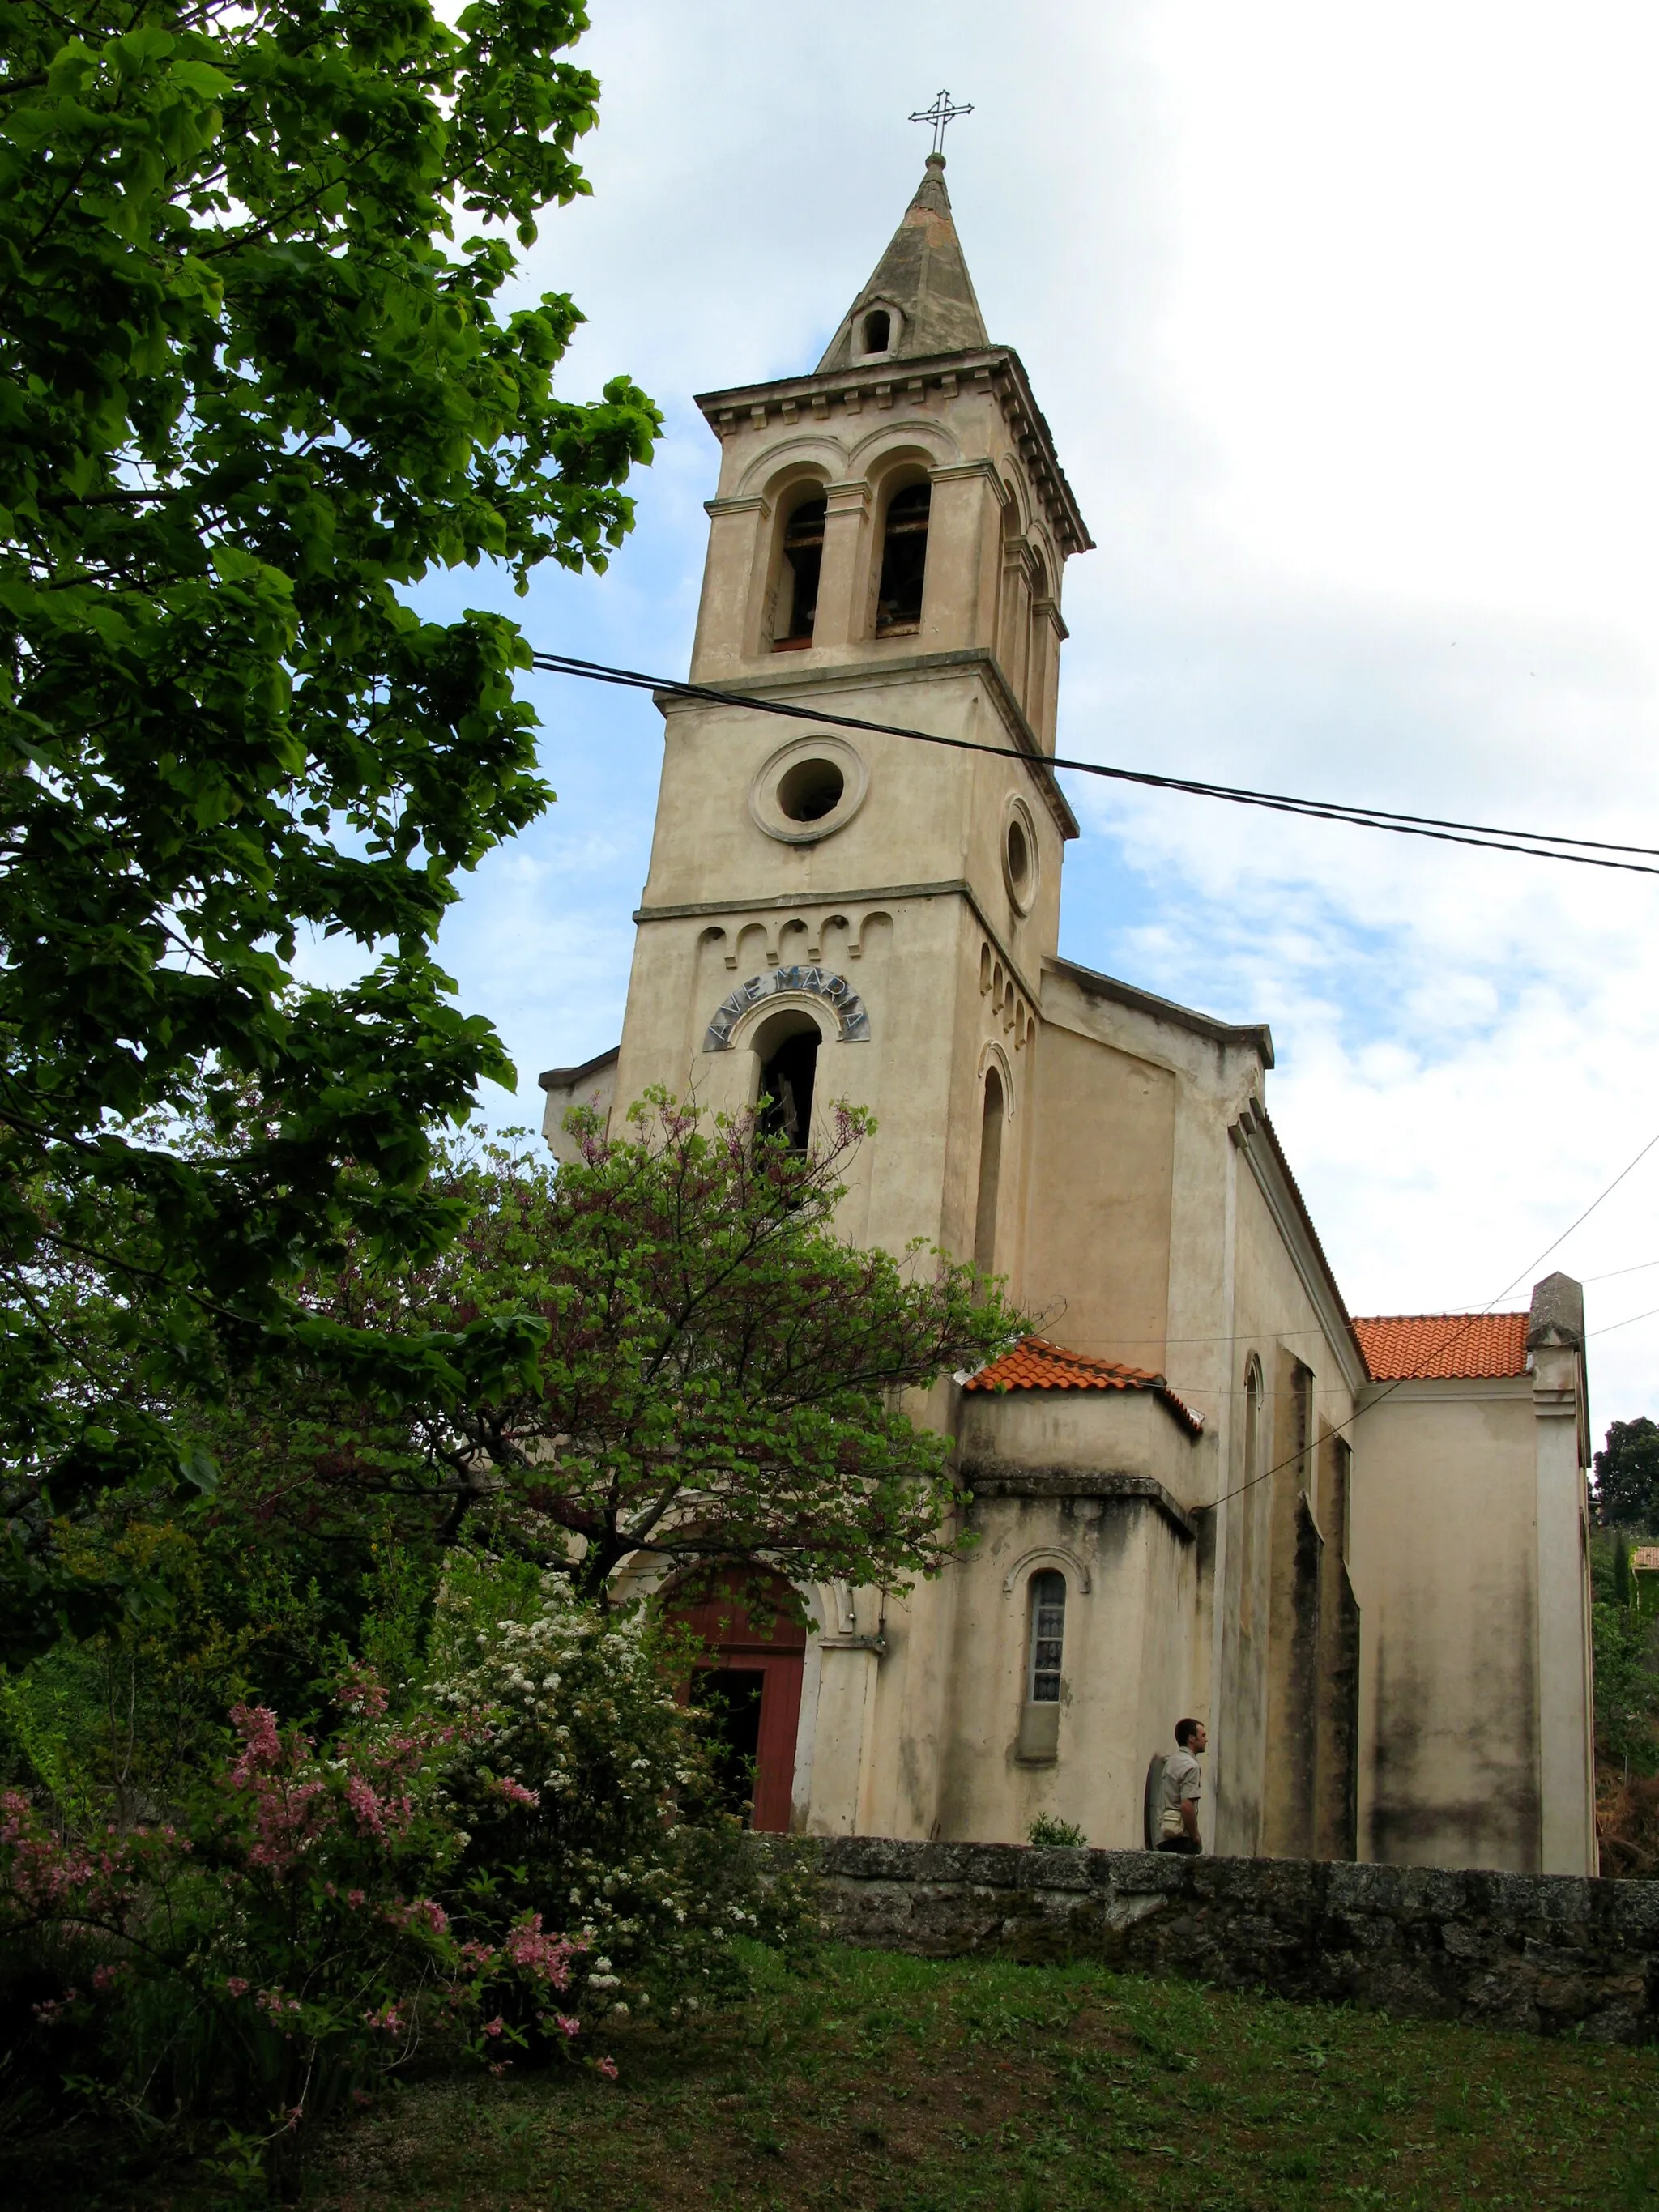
1594, 1418, 1659, 1529
201, 1098, 1021, 1608
0, 2, 659, 1551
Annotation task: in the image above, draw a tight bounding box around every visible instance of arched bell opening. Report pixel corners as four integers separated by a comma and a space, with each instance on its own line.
751, 1004, 825, 1153
874, 476, 931, 636
774, 491, 828, 648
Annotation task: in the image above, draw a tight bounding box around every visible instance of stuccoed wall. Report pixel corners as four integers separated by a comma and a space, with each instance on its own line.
799, 1837, 1659, 2043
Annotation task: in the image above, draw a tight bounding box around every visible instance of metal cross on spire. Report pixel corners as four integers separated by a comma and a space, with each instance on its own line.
909, 88, 973, 156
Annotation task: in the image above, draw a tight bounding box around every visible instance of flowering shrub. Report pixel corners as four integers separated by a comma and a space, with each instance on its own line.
0, 1664, 606, 2184
429, 1554, 819, 2028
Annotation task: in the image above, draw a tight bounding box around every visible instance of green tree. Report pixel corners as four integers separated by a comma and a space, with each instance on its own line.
1593, 1596, 1659, 1781
197, 1100, 1021, 1610
0, 1, 659, 1622
1594, 1418, 1659, 1528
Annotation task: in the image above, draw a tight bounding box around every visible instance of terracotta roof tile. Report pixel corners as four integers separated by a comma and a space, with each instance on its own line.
965, 1336, 1204, 1435
1352, 1311, 1529, 1382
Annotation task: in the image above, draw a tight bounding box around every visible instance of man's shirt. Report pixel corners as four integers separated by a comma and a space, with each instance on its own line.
1159, 1746, 1202, 1836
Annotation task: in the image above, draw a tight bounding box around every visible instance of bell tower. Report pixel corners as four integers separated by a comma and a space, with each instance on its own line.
548, 155, 1093, 1276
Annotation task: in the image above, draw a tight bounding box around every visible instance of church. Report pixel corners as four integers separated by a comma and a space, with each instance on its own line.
539, 154, 1598, 1877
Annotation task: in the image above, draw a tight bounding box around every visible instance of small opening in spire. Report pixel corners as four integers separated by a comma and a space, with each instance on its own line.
861, 309, 891, 355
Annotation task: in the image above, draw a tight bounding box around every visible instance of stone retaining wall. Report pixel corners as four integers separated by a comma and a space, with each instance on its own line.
804, 1837, 1659, 2043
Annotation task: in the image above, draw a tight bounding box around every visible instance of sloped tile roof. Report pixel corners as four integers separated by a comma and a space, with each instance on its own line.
1352, 1311, 1529, 1382
964, 1336, 1204, 1436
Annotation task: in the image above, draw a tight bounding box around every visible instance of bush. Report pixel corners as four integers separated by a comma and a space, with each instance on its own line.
1, 1556, 818, 2190
1, 1665, 591, 2189
429, 1553, 820, 2027
1027, 1813, 1088, 1849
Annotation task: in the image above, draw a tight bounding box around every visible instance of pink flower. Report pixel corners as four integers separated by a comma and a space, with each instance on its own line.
228, 1703, 282, 1779
489, 1775, 540, 1809
482, 2014, 506, 2039
503, 1913, 580, 1988
335, 1668, 389, 1719
225, 1976, 251, 1998
595, 2056, 618, 2081
346, 1776, 386, 1838
364, 2003, 403, 2034
554, 2014, 581, 2039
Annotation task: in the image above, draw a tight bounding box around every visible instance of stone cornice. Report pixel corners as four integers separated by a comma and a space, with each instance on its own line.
958, 1461, 1198, 1541
1356, 1375, 1532, 1407
694, 346, 1093, 560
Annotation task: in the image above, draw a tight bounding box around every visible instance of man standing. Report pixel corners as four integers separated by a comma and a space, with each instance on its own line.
1157, 1718, 1206, 1853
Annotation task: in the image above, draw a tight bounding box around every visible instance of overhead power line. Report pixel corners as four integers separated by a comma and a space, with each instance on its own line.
531, 650, 1659, 879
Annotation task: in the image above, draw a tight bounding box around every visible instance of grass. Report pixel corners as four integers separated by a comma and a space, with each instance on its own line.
287, 1943, 1659, 2212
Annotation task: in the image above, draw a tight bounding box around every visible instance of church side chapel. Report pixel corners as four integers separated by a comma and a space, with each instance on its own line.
539, 149, 1597, 1877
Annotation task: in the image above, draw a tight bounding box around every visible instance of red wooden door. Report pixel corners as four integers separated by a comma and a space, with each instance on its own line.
672, 1571, 806, 1834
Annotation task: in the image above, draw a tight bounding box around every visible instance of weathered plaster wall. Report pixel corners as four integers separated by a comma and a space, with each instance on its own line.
1020, 1021, 1175, 1365
799, 1837, 1659, 2043
1351, 1380, 1542, 1872
923, 1491, 1198, 1849
1209, 1151, 1362, 1858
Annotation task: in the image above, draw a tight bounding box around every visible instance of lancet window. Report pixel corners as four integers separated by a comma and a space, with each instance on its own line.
1239, 1355, 1264, 1639
1027, 1571, 1066, 1703
973, 1065, 1004, 1275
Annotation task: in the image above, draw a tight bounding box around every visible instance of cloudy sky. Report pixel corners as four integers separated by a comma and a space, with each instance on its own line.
406, 0, 1659, 1428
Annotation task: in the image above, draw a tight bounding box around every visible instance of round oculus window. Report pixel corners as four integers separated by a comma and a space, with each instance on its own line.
1007, 818, 1030, 893
748, 735, 868, 845
1003, 801, 1038, 913
777, 756, 845, 823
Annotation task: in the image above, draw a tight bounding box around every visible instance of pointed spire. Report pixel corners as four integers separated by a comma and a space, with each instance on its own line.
816, 154, 989, 372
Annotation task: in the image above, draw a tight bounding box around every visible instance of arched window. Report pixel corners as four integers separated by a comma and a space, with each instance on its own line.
776, 497, 826, 646
875, 481, 930, 635
861, 308, 892, 353
756, 1013, 820, 1153
972, 1065, 1004, 1274
1028, 1571, 1066, 1702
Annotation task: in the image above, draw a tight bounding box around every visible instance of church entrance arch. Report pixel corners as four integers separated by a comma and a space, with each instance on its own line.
669, 1568, 806, 1832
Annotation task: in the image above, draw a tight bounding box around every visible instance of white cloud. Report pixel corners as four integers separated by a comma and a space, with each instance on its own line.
387, 0, 1659, 1426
